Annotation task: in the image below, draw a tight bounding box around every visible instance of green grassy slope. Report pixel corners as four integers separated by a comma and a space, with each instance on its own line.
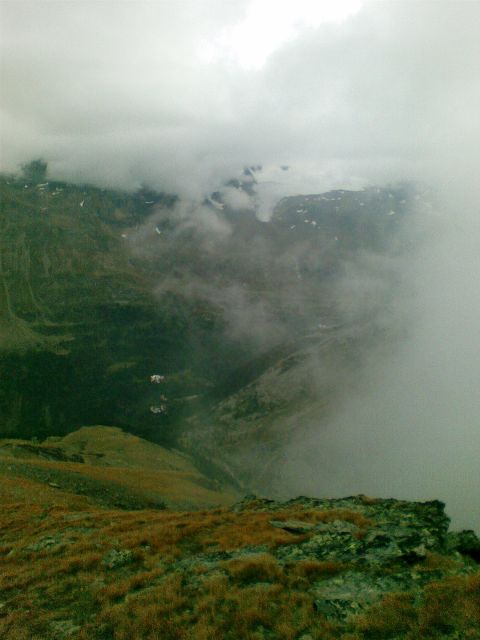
0, 174, 242, 441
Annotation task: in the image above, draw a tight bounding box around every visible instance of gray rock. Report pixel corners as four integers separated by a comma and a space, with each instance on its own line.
269, 519, 315, 534
102, 548, 135, 569
26, 536, 62, 552
316, 520, 359, 533
312, 570, 411, 619
51, 619, 81, 638
445, 529, 480, 561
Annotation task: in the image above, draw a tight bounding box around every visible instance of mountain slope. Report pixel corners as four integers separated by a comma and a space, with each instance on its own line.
0, 169, 415, 488
177, 187, 414, 490
0, 425, 237, 510
0, 173, 243, 441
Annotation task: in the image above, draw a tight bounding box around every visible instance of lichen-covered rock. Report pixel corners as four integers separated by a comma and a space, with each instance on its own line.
227, 494, 479, 622
26, 535, 63, 552
102, 548, 135, 569
50, 619, 81, 639
269, 519, 315, 533
446, 529, 480, 561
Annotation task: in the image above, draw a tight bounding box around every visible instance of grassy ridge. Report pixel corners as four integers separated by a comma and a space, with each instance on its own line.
0, 426, 237, 510
0, 429, 478, 638
0, 482, 478, 639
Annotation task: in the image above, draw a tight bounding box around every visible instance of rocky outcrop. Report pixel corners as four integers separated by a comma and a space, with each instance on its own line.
2, 490, 478, 639
206, 494, 479, 623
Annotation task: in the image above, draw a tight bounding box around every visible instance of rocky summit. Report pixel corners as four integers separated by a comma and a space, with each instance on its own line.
1, 479, 479, 639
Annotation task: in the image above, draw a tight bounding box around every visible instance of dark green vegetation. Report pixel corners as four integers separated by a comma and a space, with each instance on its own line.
0, 166, 239, 443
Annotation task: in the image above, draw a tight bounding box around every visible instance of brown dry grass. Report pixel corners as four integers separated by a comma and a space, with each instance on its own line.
0, 454, 237, 509
413, 551, 461, 573
0, 472, 478, 640
354, 573, 480, 638
89, 574, 338, 640
292, 559, 348, 580
418, 573, 480, 634
354, 593, 417, 636
224, 553, 284, 584
0, 477, 355, 639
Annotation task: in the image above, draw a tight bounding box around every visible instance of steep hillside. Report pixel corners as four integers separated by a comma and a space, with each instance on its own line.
178, 186, 415, 489
0, 172, 244, 441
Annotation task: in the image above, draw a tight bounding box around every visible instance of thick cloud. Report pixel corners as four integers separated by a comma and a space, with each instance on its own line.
1, 1, 478, 198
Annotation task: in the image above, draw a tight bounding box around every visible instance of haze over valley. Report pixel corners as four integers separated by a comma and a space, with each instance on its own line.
1, 2, 480, 638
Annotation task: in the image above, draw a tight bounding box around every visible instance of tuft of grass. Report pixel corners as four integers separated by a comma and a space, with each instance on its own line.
354, 593, 417, 636
96, 568, 164, 603
417, 573, 480, 635
56, 552, 102, 574
352, 573, 480, 638
413, 551, 460, 573
224, 553, 284, 584
292, 559, 348, 580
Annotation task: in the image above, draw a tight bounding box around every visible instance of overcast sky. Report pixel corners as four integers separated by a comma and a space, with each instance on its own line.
1, 0, 479, 198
